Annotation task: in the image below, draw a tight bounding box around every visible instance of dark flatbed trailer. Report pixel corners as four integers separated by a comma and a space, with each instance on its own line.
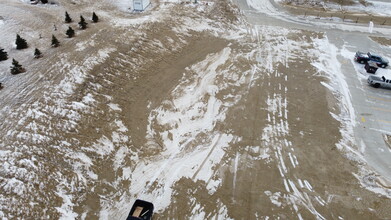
126, 199, 154, 220
365, 61, 378, 74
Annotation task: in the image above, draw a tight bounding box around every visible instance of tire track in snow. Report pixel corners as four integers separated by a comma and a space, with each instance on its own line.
256, 25, 327, 220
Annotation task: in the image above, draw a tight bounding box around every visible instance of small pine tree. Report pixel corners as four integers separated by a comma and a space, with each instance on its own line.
66, 26, 75, 38
92, 12, 99, 23
51, 35, 60, 47
41, 0, 48, 3
0, 48, 8, 61
0, 82, 3, 90
65, 11, 72, 23
15, 34, 28, 50
10, 59, 25, 75
78, 15, 87, 29
34, 48, 42, 58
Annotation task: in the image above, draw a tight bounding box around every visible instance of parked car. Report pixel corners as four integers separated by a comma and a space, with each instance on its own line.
355, 51, 389, 68
367, 75, 391, 89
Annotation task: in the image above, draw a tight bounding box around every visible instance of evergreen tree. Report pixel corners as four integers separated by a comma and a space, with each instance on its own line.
15, 34, 28, 50
65, 11, 72, 23
92, 12, 99, 23
66, 26, 75, 38
0, 82, 3, 90
0, 48, 8, 61
41, 0, 48, 4
34, 48, 42, 58
78, 15, 87, 29
51, 35, 60, 47
10, 59, 24, 75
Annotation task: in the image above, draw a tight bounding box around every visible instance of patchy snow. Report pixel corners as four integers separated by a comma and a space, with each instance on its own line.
109, 0, 135, 12
57, 47, 116, 95
90, 136, 115, 156
109, 3, 171, 27
249, 24, 332, 219
246, 145, 271, 160
311, 37, 364, 161
98, 20, 268, 217
76, 40, 96, 52
108, 103, 122, 111
55, 187, 78, 220
354, 172, 391, 197
2, 0, 391, 217
190, 202, 206, 219
326, 0, 391, 17
114, 120, 128, 132
212, 202, 233, 220
265, 191, 282, 207
131, 47, 238, 211
0, 10, 121, 212
247, 0, 281, 18
312, 37, 356, 126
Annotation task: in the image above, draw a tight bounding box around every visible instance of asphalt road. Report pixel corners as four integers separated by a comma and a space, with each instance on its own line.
236, 0, 391, 182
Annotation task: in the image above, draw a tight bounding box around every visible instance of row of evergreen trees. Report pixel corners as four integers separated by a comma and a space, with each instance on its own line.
0, 43, 47, 77
0, 48, 28, 75
0, 11, 100, 77
1, 34, 54, 74
65, 11, 99, 29
0, 47, 27, 75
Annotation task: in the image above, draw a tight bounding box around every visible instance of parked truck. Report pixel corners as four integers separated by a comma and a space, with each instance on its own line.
367, 75, 391, 89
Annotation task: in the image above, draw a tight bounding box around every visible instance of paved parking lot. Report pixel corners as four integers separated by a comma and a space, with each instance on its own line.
342, 51, 391, 181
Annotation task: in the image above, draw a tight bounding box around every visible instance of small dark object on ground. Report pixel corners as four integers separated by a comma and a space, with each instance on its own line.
365, 61, 378, 74
34, 48, 43, 58
126, 199, 154, 220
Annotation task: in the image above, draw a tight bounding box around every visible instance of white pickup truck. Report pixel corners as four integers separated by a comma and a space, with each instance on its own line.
367, 75, 391, 89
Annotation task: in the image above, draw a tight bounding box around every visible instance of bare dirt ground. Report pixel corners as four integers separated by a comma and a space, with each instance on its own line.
1, 0, 391, 219
370, 36, 391, 46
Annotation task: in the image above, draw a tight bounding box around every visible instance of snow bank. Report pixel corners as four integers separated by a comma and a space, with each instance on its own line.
326, 0, 391, 17
247, 0, 391, 35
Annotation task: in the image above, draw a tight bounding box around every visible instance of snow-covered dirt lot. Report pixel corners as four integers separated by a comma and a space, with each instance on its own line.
1, 0, 391, 218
